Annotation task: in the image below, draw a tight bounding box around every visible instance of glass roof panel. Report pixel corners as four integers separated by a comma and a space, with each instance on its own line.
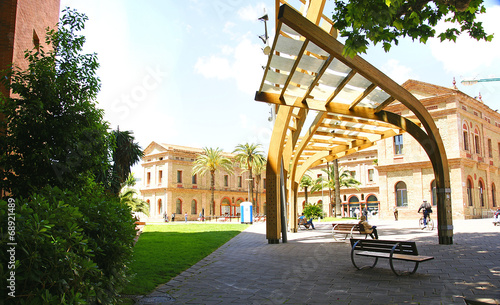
305, 41, 329, 57
274, 35, 304, 57
270, 55, 295, 72
327, 59, 351, 75
348, 73, 372, 91
297, 55, 324, 73
332, 86, 361, 104
265, 69, 289, 85
291, 71, 315, 87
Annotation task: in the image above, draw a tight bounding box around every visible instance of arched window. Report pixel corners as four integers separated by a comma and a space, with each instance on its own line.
221, 198, 230, 215
395, 181, 408, 207
176, 198, 182, 214
467, 178, 473, 206
492, 183, 497, 207
462, 123, 469, 151
348, 196, 359, 203
191, 199, 197, 214
479, 180, 485, 207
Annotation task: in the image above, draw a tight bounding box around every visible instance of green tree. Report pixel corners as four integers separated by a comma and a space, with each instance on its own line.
0, 8, 110, 198
233, 143, 265, 205
108, 128, 144, 195
331, 0, 493, 57
192, 147, 234, 215
303, 202, 325, 220
120, 188, 150, 216
314, 163, 361, 216
299, 174, 315, 205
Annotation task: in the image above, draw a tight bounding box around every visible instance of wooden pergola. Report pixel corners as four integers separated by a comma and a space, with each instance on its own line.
255, 0, 453, 245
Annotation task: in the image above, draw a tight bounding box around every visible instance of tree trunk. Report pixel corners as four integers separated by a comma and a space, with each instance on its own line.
211, 170, 215, 216
305, 186, 309, 205
333, 159, 341, 217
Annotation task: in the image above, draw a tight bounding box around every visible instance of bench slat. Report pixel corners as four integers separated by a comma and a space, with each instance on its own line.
355, 251, 434, 262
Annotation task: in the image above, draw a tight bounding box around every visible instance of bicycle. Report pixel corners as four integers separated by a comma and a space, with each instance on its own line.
419, 213, 434, 230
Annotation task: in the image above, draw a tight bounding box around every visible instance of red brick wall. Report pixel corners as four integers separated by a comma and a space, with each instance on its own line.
0, 0, 60, 98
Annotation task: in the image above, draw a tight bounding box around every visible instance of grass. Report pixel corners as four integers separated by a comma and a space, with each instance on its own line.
122, 223, 249, 295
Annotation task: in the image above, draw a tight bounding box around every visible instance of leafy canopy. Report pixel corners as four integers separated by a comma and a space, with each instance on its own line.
0, 8, 110, 197
331, 0, 493, 57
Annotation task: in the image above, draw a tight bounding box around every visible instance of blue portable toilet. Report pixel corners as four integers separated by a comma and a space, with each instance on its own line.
240, 201, 253, 224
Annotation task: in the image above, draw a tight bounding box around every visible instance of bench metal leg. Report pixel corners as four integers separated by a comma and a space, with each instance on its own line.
389, 259, 419, 276
351, 240, 378, 270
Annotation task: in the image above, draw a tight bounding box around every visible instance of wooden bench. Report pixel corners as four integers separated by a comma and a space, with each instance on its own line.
350, 239, 434, 276
298, 218, 311, 230
331, 223, 370, 241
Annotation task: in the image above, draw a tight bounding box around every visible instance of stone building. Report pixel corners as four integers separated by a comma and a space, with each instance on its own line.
301, 80, 500, 220
140, 142, 266, 221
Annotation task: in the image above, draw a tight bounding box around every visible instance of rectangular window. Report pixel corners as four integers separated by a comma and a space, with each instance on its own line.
475, 135, 480, 154
224, 175, 229, 187
192, 174, 197, 184
463, 131, 469, 151
238, 176, 242, 188
147, 172, 151, 186
368, 169, 374, 182
394, 134, 403, 155
488, 139, 492, 158
158, 170, 163, 184
177, 170, 182, 183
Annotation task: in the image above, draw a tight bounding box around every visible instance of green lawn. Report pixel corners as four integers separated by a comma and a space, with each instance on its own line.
122, 223, 249, 295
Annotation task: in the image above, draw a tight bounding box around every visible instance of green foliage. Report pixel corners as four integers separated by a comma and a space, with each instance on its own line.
303, 203, 325, 219
108, 129, 144, 195
120, 188, 150, 216
0, 8, 111, 198
331, 0, 492, 57
0, 185, 136, 304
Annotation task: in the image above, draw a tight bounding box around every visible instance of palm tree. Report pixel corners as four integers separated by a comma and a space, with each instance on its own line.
109, 128, 144, 195
316, 163, 361, 216
299, 174, 315, 205
233, 143, 265, 205
192, 147, 234, 216
120, 188, 150, 216
253, 157, 266, 215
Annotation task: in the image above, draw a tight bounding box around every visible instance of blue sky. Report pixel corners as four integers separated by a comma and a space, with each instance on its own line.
59, 0, 500, 176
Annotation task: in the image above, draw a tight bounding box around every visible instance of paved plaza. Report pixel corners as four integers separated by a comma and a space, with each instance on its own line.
135, 218, 500, 304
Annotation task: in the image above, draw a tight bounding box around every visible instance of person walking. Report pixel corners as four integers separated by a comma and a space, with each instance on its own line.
418, 200, 432, 229
185, 212, 188, 223
393, 207, 398, 221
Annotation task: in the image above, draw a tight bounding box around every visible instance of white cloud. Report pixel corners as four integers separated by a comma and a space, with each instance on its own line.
380, 59, 417, 84
237, 3, 267, 22
194, 55, 233, 80
428, 5, 500, 74
194, 34, 268, 94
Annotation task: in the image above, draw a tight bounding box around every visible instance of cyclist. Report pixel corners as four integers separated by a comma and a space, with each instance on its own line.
418, 200, 432, 229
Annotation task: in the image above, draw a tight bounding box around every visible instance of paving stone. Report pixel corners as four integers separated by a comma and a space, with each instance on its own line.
137, 219, 500, 304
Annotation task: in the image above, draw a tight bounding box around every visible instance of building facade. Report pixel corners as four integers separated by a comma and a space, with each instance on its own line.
301, 80, 500, 220
140, 142, 266, 221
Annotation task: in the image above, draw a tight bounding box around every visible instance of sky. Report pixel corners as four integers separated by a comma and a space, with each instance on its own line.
58, 0, 500, 178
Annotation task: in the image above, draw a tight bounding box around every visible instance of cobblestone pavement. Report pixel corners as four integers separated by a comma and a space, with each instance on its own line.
135, 218, 500, 304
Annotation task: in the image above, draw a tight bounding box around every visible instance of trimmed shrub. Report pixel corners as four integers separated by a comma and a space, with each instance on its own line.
0, 185, 136, 304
